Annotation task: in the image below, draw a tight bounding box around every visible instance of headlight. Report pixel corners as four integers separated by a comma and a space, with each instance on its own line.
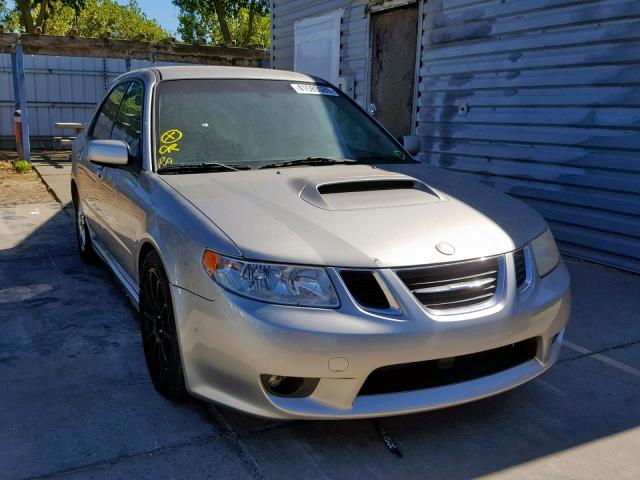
202, 250, 339, 308
530, 229, 560, 277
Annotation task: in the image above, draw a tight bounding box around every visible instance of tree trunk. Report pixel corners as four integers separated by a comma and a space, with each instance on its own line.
244, 0, 255, 45
211, 0, 232, 45
35, 0, 51, 34
16, 0, 35, 33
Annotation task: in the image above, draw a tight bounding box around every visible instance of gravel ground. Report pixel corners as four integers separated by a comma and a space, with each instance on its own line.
0, 158, 54, 206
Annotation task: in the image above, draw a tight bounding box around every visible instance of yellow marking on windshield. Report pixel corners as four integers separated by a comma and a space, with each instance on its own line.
160, 129, 183, 144
158, 157, 173, 168
159, 143, 180, 155
158, 129, 183, 168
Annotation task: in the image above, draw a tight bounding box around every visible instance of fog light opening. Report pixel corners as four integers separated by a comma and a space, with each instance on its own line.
266, 375, 285, 389
260, 374, 320, 398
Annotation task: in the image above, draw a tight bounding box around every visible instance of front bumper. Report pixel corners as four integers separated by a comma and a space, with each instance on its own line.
171, 257, 571, 420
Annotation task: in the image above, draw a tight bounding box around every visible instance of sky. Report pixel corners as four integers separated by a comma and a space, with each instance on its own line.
5, 0, 182, 36
132, 0, 180, 35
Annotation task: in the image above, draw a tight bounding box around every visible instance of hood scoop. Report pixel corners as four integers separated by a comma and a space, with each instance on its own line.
318, 179, 415, 195
300, 176, 443, 211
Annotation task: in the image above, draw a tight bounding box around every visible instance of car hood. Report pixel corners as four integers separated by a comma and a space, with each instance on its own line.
160, 163, 547, 268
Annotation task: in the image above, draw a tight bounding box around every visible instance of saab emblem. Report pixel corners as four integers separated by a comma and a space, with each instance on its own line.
436, 242, 455, 256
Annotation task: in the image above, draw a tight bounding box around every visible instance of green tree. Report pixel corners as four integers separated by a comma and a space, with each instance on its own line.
173, 0, 270, 46
12, 0, 84, 34
70, 0, 168, 40
4, 0, 168, 40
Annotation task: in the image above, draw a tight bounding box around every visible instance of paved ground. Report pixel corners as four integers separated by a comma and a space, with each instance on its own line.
1, 196, 639, 479
30, 153, 73, 205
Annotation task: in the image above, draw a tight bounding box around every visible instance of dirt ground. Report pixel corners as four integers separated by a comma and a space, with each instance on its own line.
0, 158, 54, 206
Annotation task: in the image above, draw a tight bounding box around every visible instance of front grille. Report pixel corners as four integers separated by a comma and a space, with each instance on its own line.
395, 257, 500, 311
358, 338, 539, 396
340, 270, 390, 310
514, 249, 527, 288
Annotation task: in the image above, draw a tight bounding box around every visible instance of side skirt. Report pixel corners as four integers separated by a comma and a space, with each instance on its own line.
89, 226, 140, 311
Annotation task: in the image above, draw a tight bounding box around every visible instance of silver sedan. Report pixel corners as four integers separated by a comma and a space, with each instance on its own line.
71, 66, 571, 419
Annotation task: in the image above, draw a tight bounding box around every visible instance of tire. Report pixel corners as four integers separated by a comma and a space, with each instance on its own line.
139, 250, 186, 400
74, 199, 98, 263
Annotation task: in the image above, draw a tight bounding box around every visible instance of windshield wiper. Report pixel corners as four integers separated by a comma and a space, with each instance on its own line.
259, 157, 354, 170
157, 162, 252, 174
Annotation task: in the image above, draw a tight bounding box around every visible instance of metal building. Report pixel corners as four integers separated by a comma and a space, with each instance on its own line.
270, 0, 640, 273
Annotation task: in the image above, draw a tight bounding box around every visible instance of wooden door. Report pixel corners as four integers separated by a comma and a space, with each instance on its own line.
370, 3, 419, 138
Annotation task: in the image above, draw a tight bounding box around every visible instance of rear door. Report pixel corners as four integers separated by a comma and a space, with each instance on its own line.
78, 82, 130, 243
370, 3, 419, 138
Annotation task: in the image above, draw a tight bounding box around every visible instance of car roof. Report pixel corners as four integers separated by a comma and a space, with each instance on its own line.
148, 66, 321, 83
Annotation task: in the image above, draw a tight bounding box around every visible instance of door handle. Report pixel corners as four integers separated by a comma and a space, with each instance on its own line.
95, 165, 104, 181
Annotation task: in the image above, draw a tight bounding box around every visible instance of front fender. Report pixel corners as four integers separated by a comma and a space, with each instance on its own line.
137, 173, 240, 300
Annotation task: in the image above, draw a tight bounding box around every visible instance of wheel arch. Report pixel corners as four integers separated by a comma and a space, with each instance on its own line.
138, 240, 159, 282
70, 179, 78, 209
137, 235, 178, 287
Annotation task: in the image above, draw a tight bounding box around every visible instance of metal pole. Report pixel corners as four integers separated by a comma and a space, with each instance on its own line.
13, 110, 24, 161
11, 43, 31, 162
10, 54, 20, 109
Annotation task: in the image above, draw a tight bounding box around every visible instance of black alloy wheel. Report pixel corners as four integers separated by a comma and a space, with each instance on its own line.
139, 250, 186, 399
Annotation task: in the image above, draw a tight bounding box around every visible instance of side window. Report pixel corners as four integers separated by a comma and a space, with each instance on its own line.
111, 82, 144, 167
91, 82, 129, 140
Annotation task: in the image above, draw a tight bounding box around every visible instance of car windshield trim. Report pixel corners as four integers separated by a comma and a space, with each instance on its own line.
258, 157, 356, 169
157, 162, 253, 174
257, 156, 419, 170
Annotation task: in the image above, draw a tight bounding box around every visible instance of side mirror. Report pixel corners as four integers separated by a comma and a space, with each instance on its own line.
401, 135, 421, 156
87, 139, 129, 166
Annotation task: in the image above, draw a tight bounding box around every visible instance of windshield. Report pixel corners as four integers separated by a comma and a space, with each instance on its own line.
154, 79, 414, 170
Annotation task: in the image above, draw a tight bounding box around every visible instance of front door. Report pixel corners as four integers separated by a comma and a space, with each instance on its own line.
79, 81, 130, 244
370, 3, 419, 139
99, 81, 146, 280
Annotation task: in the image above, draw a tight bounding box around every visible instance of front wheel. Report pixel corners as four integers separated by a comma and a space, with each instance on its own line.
139, 250, 186, 400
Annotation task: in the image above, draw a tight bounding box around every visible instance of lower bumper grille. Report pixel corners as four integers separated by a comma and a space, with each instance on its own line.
395, 256, 501, 311
358, 338, 538, 396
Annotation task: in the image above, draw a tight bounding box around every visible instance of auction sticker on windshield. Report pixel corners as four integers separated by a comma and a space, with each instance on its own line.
291, 84, 339, 96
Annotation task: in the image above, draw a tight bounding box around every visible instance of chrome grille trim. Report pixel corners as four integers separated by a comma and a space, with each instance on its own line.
395, 256, 506, 315
413, 276, 495, 294
408, 269, 500, 287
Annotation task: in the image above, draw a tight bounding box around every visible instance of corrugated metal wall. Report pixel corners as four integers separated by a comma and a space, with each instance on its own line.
0, 54, 185, 140
416, 0, 640, 272
271, 0, 369, 106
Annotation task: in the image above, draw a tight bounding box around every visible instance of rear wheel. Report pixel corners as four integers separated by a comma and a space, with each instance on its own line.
74, 199, 98, 263
139, 250, 186, 399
